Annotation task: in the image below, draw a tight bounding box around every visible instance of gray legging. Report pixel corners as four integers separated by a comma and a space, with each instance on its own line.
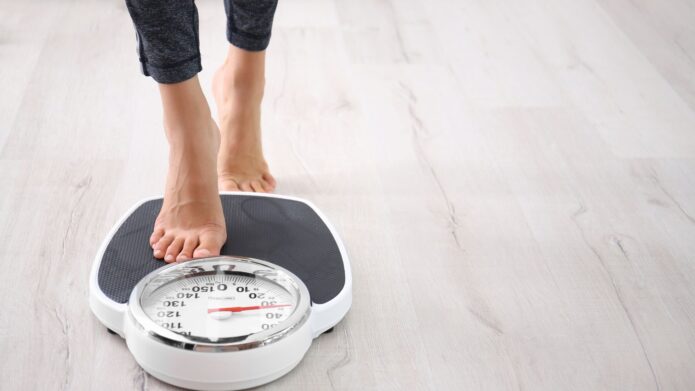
124, 0, 278, 84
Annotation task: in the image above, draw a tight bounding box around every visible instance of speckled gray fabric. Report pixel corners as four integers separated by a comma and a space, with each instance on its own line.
124, 0, 278, 84
224, 0, 279, 53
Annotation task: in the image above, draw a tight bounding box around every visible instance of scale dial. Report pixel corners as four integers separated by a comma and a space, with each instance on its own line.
129, 256, 311, 351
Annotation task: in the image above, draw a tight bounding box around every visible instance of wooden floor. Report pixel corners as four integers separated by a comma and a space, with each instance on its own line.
2, 0, 695, 389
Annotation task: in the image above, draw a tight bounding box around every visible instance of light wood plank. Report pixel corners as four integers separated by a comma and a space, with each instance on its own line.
1, 0, 695, 390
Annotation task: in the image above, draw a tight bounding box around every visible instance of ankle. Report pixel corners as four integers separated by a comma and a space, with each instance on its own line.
219, 130, 261, 151
159, 76, 211, 119
166, 118, 219, 150
220, 73, 265, 102
216, 55, 265, 99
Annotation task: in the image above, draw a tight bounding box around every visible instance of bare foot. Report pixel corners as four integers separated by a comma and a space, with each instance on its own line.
150, 77, 227, 263
212, 45, 276, 193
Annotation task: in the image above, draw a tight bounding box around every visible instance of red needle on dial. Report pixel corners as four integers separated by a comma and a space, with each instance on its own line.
207, 304, 292, 314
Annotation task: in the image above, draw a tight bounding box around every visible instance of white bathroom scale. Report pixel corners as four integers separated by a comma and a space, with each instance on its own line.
89, 192, 352, 390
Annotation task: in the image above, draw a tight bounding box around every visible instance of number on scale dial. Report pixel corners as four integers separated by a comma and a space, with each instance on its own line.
141, 273, 295, 341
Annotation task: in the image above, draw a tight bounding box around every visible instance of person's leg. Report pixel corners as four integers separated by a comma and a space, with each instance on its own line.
212, 0, 278, 193
125, 0, 226, 261
125, 0, 202, 84
153, 78, 226, 262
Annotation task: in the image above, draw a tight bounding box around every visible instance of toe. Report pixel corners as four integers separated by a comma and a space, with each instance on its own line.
192, 248, 211, 258
150, 227, 165, 248
165, 237, 185, 263
220, 177, 240, 192
153, 234, 175, 259
177, 237, 198, 262
240, 181, 253, 192
193, 231, 225, 258
260, 178, 274, 192
250, 180, 265, 193
263, 173, 277, 191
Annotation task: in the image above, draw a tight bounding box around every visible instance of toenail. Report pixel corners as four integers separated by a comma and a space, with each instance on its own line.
195, 249, 211, 257
154, 250, 163, 257
165, 254, 174, 262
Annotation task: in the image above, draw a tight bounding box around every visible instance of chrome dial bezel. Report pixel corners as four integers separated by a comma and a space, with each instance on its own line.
128, 256, 311, 352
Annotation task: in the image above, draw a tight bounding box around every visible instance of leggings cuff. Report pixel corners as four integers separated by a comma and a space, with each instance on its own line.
140, 55, 202, 84
226, 30, 271, 52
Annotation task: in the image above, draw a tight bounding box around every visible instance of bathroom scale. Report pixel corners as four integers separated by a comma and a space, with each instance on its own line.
89, 192, 352, 390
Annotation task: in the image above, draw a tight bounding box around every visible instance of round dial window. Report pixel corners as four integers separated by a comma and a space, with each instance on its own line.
129, 257, 310, 350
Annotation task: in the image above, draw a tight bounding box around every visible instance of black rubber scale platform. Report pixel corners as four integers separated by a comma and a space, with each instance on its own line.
97, 195, 345, 305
